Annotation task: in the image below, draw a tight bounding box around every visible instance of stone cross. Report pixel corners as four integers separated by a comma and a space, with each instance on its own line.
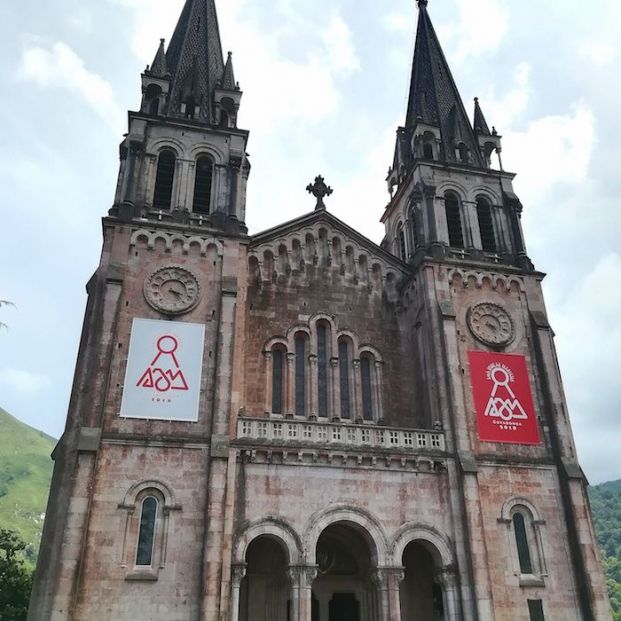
306, 175, 333, 211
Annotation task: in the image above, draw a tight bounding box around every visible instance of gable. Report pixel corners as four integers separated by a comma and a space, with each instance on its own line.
248, 210, 408, 300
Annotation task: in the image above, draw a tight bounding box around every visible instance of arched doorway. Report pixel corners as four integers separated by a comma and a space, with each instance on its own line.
399, 542, 445, 620
312, 523, 377, 621
239, 536, 290, 621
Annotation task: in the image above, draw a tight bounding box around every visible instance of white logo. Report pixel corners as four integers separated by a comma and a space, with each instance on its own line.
484, 364, 528, 422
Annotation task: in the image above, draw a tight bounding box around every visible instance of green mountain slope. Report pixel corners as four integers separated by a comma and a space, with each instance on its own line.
589, 479, 621, 619
0, 408, 55, 563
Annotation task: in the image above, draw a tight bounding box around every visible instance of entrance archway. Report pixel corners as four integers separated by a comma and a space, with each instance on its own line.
399, 542, 445, 620
312, 523, 377, 621
239, 536, 290, 621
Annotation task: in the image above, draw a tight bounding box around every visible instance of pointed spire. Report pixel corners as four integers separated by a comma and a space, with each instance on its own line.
405, 1, 484, 166
221, 51, 237, 90
149, 39, 169, 78
165, 0, 225, 123
473, 97, 492, 135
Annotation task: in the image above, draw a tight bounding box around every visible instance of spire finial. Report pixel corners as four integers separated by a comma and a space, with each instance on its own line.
306, 175, 333, 211
418, 0, 429, 8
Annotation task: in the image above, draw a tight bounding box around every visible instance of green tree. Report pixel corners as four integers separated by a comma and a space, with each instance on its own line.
0, 530, 32, 621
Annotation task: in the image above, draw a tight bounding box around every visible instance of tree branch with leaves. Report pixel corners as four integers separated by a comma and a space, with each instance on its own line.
0, 300, 15, 331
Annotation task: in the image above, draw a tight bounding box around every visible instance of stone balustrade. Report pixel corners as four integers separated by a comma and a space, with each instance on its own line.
236, 417, 445, 452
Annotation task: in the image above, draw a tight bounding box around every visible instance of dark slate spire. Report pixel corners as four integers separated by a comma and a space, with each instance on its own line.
165, 0, 225, 123
221, 51, 237, 90
473, 97, 492, 135
148, 39, 169, 78
405, 1, 485, 166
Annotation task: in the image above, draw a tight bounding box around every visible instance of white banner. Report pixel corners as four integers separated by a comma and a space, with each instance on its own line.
120, 318, 205, 422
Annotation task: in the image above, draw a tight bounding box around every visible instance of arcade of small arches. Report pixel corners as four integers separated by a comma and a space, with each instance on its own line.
263, 317, 385, 424
231, 510, 459, 621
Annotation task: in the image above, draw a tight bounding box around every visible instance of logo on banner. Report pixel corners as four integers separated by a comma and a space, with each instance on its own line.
136, 335, 190, 394
468, 352, 540, 445
120, 318, 205, 422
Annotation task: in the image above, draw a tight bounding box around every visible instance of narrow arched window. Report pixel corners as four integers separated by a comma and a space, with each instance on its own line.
338, 340, 351, 419
361, 356, 374, 421
136, 496, 158, 566
272, 349, 284, 414
476, 197, 497, 253
193, 156, 213, 214
513, 512, 534, 574
458, 142, 468, 163
153, 150, 176, 210
144, 84, 162, 116
423, 141, 433, 159
295, 334, 307, 416
317, 323, 329, 418
445, 193, 464, 248
397, 225, 407, 260
410, 209, 419, 250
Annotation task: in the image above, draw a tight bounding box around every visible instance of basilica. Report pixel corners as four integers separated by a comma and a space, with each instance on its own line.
28, 0, 611, 619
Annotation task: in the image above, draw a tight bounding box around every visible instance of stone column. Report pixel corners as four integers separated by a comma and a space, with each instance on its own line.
308, 354, 318, 419
386, 568, 405, 621
299, 566, 317, 621
438, 566, 459, 621
288, 567, 301, 621
330, 358, 340, 420
264, 351, 273, 415
374, 360, 385, 423
286, 353, 295, 417
230, 564, 247, 621
371, 569, 390, 621
352, 359, 362, 422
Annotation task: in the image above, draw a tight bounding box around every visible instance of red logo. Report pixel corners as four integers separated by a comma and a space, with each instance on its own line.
136, 335, 189, 393
468, 352, 540, 445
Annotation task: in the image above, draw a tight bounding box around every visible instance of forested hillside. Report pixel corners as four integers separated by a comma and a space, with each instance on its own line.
0, 408, 55, 566
589, 479, 621, 619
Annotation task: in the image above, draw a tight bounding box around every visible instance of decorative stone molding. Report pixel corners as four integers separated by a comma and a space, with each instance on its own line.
448, 267, 525, 293
130, 228, 224, 256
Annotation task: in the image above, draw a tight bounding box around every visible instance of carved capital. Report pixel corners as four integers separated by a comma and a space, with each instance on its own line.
232, 564, 247, 586
436, 566, 457, 589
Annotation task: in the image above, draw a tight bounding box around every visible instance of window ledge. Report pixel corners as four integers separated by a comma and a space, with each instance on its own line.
125, 569, 159, 582
519, 574, 545, 588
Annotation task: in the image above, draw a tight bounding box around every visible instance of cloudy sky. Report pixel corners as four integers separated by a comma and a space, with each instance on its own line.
0, 0, 619, 484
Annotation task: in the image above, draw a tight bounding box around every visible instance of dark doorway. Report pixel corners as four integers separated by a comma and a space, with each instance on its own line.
329, 593, 359, 621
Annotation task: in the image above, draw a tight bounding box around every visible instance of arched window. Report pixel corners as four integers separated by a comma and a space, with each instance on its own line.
338, 339, 352, 419
183, 95, 196, 119
423, 142, 434, 159
272, 349, 285, 414
457, 142, 468, 163
153, 150, 176, 210
193, 156, 213, 214
410, 208, 419, 251
360, 356, 374, 421
476, 197, 497, 253
513, 512, 533, 574
144, 84, 162, 116
317, 322, 330, 418
136, 496, 158, 566
445, 193, 464, 248
397, 224, 407, 260
295, 334, 307, 416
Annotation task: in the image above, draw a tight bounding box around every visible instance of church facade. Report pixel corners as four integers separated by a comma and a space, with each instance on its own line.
28, 1, 612, 620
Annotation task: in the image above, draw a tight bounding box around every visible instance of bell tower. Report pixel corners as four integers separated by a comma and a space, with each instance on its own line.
382, 2, 610, 619
28, 1, 251, 619
112, 0, 249, 232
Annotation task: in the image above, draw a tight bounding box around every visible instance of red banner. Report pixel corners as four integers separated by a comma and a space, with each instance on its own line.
468, 352, 541, 445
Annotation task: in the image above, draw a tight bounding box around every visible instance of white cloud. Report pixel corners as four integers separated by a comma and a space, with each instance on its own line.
16, 41, 123, 129
382, 11, 411, 34
579, 40, 617, 66
503, 103, 595, 200
484, 62, 531, 129
322, 13, 361, 77
0, 368, 52, 395
441, 0, 509, 64
68, 9, 94, 35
